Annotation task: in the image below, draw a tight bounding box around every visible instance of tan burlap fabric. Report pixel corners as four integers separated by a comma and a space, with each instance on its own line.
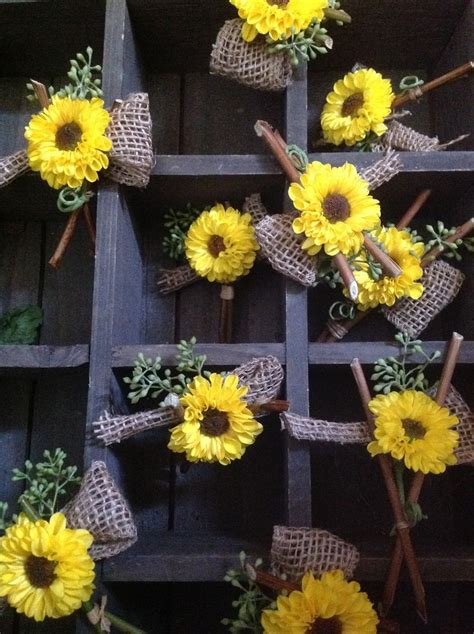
0, 150, 30, 188
255, 213, 319, 287
107, 93, 154, 188
158, 265, 200, 295
210, 19, 292, 92
234, 355, 284, 405
93, 407, 182, 446
281, 412, 369, 444
270, 526, 360, 582
382, 260, 465, 338
63, 461, 137, 560
378, 121, 469, 152
243, 192, 268, 224
359, 150, 403, 191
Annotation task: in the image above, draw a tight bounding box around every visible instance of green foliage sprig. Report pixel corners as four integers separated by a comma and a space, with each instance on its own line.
371, 332, 441, 395
162, 204, 206, 261
0, 305, 42, 345
222, 552, 276, 633
124, 338, 211, 405
424, 221, 474, 261
267, 21, 333, 66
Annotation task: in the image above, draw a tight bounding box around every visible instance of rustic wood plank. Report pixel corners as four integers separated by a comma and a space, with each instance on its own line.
308, 342, 474, 364
147, 74, 181, 154
0, 345, 89, 368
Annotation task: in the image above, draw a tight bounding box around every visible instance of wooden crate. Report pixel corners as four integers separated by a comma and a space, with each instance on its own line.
0, 0, 473, 632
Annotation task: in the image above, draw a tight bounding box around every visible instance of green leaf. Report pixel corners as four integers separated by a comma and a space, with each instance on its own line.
0, 306, 43, 345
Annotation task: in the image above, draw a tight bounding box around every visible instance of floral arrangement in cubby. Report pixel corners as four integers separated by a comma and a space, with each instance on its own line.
281, 332, 474, 622
210, 0, 351, 91
318, 62, 474, 152
0, 47, 153, 268
0, 450, 142, 632
93, 339, 288, 468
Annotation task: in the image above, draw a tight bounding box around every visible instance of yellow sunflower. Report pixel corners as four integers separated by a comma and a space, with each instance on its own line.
230, 0, 328, 42
168, 373, 263, 465
25, 95, 112, 190
0, 513, 95, 622
350, 227, 424, 310
368, 390, 459, 474
321, 68, 394, 146
185, 204, 259, 284
262, 569, 379, 633
289, 162, 380, 256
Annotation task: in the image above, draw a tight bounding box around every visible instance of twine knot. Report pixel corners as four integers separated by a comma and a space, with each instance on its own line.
327, 320, 348, 340
86, 595, 111, 632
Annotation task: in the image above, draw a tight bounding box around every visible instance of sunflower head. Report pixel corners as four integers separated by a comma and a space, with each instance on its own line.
184, 203, 259, 284
321, 68, 394, 146
368, 390, 459, 474
25, 95, 112, 190
289, 161, 381, 256
262, 569, 379, 633
349, 226, 425, 310
168, 373, 263, 465
0, 513, 95, 622
230, 0, 329, 42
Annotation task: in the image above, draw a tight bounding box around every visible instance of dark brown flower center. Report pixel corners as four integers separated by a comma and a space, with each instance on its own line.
322, 194, 351, 223
55, 122, 82, 151
308, 616, 343, 634
208, 235, 226, 258
24, 555, 57, 588
341, 92, 364, 117
402, 418, 426, 440
200, 408, 230, 437
267, 0, 289, 6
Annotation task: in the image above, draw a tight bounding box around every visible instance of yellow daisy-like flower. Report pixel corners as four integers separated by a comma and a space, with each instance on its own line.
289, 162, 380, 256
350, 227, 425, 310
168, 373, 263, 465
368, 390, 459, 474
0, 513, 95, 622
321, 68, 394, 146
262, 569, 379, 633
230, 0, 328, 43
185, 203, 259, 284
25, 95, 112, 190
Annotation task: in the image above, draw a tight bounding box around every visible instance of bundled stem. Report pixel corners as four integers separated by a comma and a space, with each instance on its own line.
381, 333, 463, 616
83, 600, 147, 634
48, 208, 83, 269
219, 284, 234, 343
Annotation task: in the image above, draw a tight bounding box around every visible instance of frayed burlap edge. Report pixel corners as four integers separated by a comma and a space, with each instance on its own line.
376, 120, 469, 152
158, 265, 200, 295
359, 150, 403, 191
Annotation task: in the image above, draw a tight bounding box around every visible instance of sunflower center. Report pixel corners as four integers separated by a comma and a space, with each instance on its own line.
24, 555, 57, 588
208, 235, 226, 258
201, 408, 230, 437
341, 92, 364, 117
267, 0, 289, 6
308, 616, 343, 634
402, 418, 426, 440
55, 121, 82, 151
322, 194, 351, 223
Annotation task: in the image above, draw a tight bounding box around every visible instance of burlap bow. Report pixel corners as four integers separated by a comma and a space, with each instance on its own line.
0, 93, 154, 190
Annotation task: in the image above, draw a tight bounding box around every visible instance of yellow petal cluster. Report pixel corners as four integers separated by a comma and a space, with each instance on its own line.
350, 227, 425, 310
168, 373, 263, 465
0, 513, 94, 622
262, 569, 379, 633
368, 390, 459, 474
289, 161, 380, 256
230, 0, 328, 42
185, 204, 259, 284
25, 95, 112, 190
321, 68, 394, 146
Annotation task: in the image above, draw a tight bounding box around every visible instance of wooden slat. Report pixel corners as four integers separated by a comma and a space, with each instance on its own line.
0, 345, 88, 368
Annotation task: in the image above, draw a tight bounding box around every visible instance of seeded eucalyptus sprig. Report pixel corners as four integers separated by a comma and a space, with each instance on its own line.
267, 21, 333, 66
162, 204, 207, 261
424, 221, 474, 261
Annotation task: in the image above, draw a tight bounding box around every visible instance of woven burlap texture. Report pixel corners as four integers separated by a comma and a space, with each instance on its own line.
107, 93, 154, 188
234, 355, 284, 405
382, 260, 465, 338
63, 461, 137, 560
93, 407, 182, 446
271, 525, 360, 582
377, 120, 469, 152
158, 265, 200, 295
210, 19, 292, 92
359, 150, 403, 191
0, 150, 30, 188
243, 192, 268, 225
255, 214, 318, 287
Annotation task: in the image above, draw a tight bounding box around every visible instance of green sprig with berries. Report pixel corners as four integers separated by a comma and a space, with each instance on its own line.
162, 204, 209, 261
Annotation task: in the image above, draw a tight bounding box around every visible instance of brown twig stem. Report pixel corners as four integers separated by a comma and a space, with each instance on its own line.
48, 208, 82, 269
245, 564, 299, 593
219, 284, 234, 343
350, 360, 427, 622
421, 217, 474, 265
381, 333, 464, 615
396, 190, 432, 230
363, 234, 402, 278
31, 79, 50, 108
82, 202, 96, 250
392, 62, 474, 109
248, 400, 290, 415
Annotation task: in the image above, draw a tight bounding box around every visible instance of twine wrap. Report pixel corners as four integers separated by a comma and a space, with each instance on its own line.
255, 214, 318, 287
0, 94, 153, 190
270, 525, 360, 582
358, 150, 403, 192
210, 19, 292, 92
378, 121, 469, 152
382, 260, 465, 338
63, 461, 137, 560
93, 407, 182, 446
234, 355, 284, 405
243, 192, 268, 225
158, 265, 200, 295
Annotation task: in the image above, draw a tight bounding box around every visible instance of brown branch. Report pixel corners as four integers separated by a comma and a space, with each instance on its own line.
245, 565, 299, 593
397, 190, 432, 230
363, 234, 402, 278
82, 203, 96, 251
350, 360, 427, 622
48, 208, 82, 269
248, 400, 290, 415
30, 79, 50, 108
381, 333, 463, 615
392, 62, 474, 109
255, 120, 301, 184
219, 284, 234, 343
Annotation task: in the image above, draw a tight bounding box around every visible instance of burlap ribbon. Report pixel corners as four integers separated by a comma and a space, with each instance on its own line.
270, 525, 360, 582
281, 384, 474, 465
376, 120, 469, 152
63, 461, 137, 560
93, 355, 284, 446
0, 93, 153, 190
